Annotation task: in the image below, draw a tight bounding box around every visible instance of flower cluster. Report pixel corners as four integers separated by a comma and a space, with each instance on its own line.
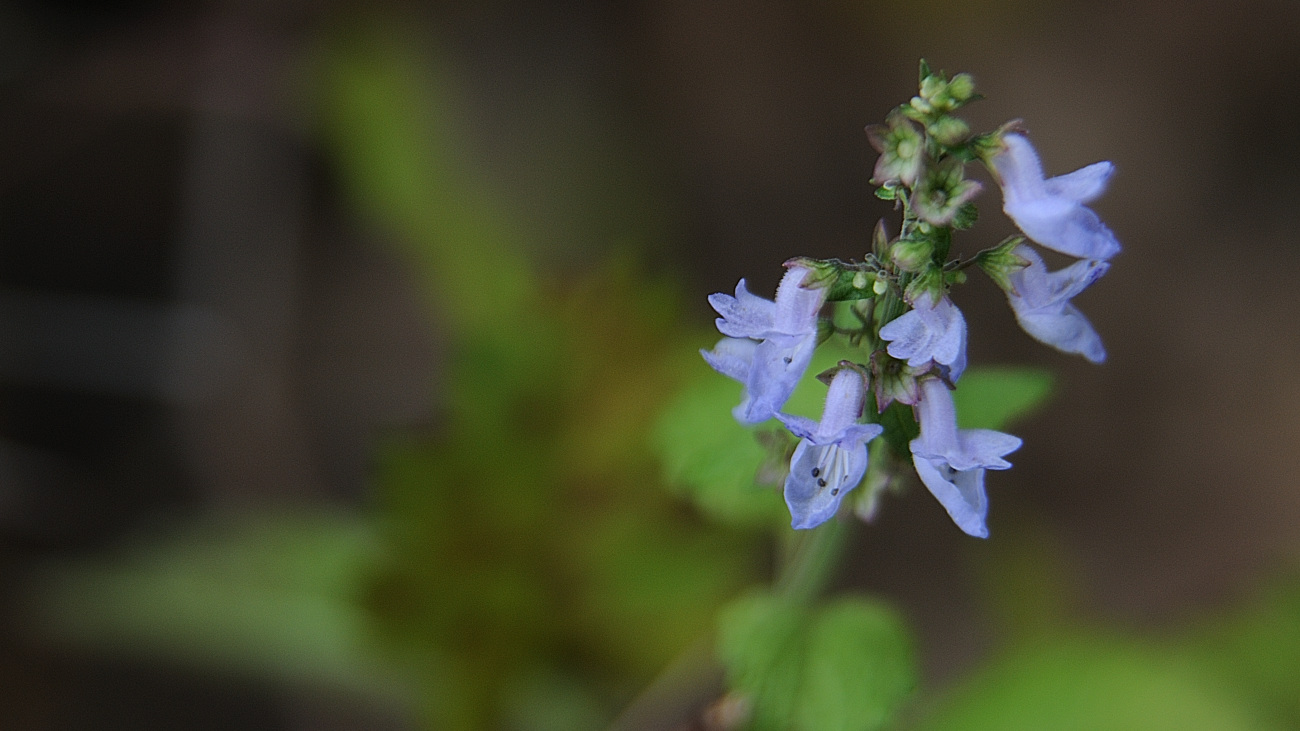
702, 62, 1120, 537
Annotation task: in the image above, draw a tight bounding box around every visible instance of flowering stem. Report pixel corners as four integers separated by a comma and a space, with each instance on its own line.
774, 519, 852, 605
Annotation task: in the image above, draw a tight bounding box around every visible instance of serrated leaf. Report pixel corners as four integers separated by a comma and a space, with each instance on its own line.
953, 367, 1054, 431
718, 593, 917, 731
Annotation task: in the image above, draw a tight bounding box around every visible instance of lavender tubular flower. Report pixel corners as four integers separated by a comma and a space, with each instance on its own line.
992, 134, 1121, 261
909, 379, 1021, 538
878, 292, 968, 381
701, 265, 826, 424
777, 369, 883, 530
1006, 245, 1109, 363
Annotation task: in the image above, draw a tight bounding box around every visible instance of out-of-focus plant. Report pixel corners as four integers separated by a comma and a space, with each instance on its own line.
316, 23, 767, 730
19, 26, 1300, 731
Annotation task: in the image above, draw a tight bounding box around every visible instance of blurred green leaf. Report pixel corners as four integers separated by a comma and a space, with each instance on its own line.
913, 634, 1280, 731
1182, 577, 1300, 727
952, 367, 1053, 430
653, 339, 865, 528
22, 513, 402, 701
718, 593, 807, 729
718, 592, 916, 731
653, 360, 786, 527
799, 598, 917, 731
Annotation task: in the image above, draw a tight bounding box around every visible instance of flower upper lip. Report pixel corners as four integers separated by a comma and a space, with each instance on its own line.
701, 265, 827, 424
992, 133, 1121, 261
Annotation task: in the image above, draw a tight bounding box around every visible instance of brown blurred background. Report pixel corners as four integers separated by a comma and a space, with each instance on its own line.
0, 0, 1298, 728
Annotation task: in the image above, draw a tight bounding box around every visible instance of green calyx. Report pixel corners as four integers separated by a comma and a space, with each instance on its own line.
785, 257, 879, 302
974, 236, 1031, 294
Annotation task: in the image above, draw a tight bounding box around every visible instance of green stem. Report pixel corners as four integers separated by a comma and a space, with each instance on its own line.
775, 519, 852, 605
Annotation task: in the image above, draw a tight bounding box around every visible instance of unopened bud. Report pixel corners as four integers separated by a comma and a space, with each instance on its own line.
890, 238, 934, 273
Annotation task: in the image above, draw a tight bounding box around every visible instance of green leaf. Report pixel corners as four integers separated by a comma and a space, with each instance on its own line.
915, 634, 1278, 731
653, 360, 787, 527
953, 367, 1054, 430
717, 593, 916, 731
655, 340, 867, 527
20, 513, 403, 701
718, 594, 807, 729
798, 598, 917, 731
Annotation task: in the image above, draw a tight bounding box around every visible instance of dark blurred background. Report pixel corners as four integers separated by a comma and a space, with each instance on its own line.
1, 0, 1299, 728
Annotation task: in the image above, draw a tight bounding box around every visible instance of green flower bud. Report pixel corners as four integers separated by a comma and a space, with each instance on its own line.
890, 237, 934, 273
872, 219, 891, 260
927, 115, 971, 147
947, 73, 975, 102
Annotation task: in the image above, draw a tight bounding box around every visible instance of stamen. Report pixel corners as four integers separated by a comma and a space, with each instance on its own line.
811, 467, 820, 477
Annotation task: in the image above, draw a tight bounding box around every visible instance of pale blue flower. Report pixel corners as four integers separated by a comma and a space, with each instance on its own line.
992, 133, 1121, 261
910, 378, 1021, 538
878, 291, 967, 381
1006, 245, 1109, 363
777, 369, 883, 530
702, 265, 825, 424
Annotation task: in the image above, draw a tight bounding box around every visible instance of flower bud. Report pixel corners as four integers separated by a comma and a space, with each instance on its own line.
927, 116, 971, 147
890, 237, 934, 273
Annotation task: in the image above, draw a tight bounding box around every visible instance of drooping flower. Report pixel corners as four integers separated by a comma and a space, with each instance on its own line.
701, 264, 826, 424
878, 290, 967, 381
1006, 244, 1109, 363
777, 368, 883, 530
909, 378, 1021, 538
991, 133, 1121, 261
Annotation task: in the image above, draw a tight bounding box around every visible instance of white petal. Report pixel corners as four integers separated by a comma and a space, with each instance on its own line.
814, 369, 866, 438
785, 440, 868, 530
911, 452, 989, 538
879, 295, 966, 374
701, 337, 755, 383
772, 266, 826, 336
1014, 305, 1107, 363
736, 332, 816, 424
912, 379, 962, 461
709, 279, 777, 339
1004, 199, 1122, 260
776, 413, 819, 440
954, 428, 1022, 471
991, 134, 1048, 205
1044, 161, 1113, 203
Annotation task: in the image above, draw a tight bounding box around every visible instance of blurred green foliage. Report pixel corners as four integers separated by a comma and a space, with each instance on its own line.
318, 21, 760, 729
15, 14, 1300, 731
22, 513, 401, 699
719, 591, 916, 731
